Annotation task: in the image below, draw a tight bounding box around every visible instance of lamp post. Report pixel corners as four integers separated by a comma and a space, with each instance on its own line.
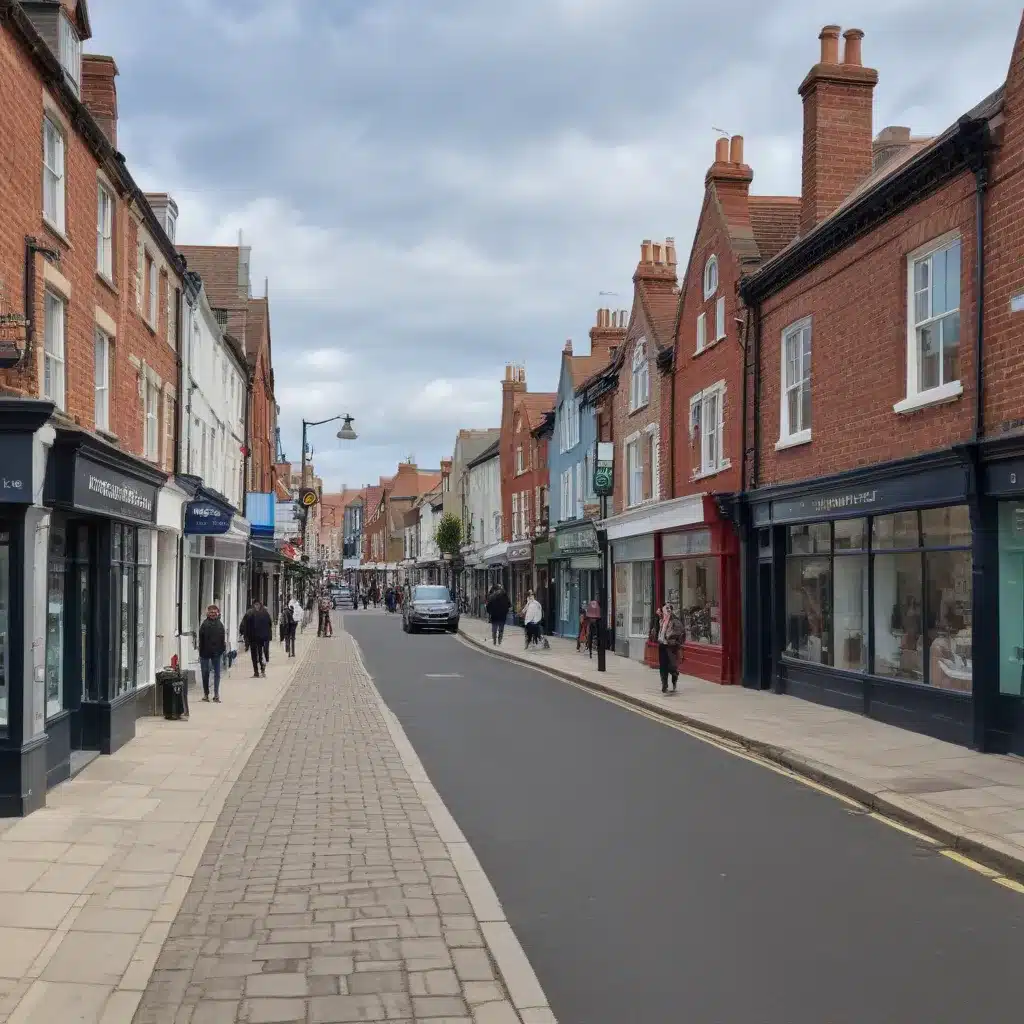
300, 415, 357, 559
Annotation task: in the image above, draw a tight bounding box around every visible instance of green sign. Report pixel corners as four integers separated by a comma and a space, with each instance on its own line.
594, 464, 613, 497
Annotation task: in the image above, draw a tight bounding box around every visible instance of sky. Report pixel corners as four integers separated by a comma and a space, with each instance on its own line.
87, 0, 1017, 493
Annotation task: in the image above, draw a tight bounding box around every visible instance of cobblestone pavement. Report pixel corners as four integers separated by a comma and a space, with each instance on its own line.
134, 631, 540, 1024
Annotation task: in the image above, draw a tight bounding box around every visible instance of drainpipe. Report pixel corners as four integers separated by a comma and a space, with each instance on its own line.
667, 353, 676, 499
739, 305, 752, 495
972, 161, 989, 443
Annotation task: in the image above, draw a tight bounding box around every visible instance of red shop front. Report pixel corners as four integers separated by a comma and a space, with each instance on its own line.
656, 495, 740, 684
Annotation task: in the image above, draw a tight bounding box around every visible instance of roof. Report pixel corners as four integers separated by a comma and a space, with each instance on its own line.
748, 197, 802, 262
634, 278, 679, 352
467, 437, 500, 468
321, 488, 364, 515
569, 354, 609, 389
514, 392, 556, 427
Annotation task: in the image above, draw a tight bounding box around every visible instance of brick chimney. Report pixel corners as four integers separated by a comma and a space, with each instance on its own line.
501, 364, 527, 431
707, 135, 754, 222
589, 308, 628, 362
81, 55, 118, 147
634, 237, 678, 286
798, 26, 878, 234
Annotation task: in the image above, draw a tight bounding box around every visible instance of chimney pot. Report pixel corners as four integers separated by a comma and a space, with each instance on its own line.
819, 24, 841, 64
665, 237, 677, 266
563, 339, 573, 354
729, 135, 744, 165
714, 136, 729, 163
652, 242, 663, 264
842, 27, 864, 66
641, 239, 653, 263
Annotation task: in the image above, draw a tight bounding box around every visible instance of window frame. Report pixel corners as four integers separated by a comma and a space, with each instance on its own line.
895, 232, 964, 415
703, 255, 718, 299
146, 255, 159, 329
690, 382, 728, 479
42, 115, 66, 233
94, 327, 111, 432
629, 340, 649, 412
144, 377, 160, 461
778, 316, 812, 449
57, 11, 82, 92
696, 312, 707, 354
625, 434, 644, 508
715, 295, 726, 341
43, 290, 66, 410
96, 182, 114, 280
515, 444, 524, 475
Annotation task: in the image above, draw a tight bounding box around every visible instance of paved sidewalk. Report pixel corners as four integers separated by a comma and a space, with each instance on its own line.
134, 631, 553, 1024
0, 633, 314, 1024
459, 617, 1024, 879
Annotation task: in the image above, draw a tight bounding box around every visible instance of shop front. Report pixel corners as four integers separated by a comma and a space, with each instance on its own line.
533, 539, 553, 635
480, 542, 510, 607
551, 522, 601, 639
660, 495, 741, 684
745, 454, 976, 746
43, 428, 166, 785
508, 540, 533, 612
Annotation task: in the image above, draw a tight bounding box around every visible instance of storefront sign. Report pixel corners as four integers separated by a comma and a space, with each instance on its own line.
986, 460, 1024, 498
554, 522, 599, 556
508, 541, 532, 563
594, 441, 614, 497
612, 534, 654, 563
764, 466, 968, 524
72, 457, 157, 524
533, 540, 552, 566
300, 488, 319, 508
184, 499, 232, 535
662, 529, 712, 557
0, 434, 33, 504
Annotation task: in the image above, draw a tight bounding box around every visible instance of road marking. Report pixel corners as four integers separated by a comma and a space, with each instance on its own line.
425, 673, 462, 678
457, 631, 1024, 896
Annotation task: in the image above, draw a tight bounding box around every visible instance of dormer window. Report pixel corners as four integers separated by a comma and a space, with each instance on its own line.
165, 210, 177, 245
703, 255, 719, 299
58, 13, 82, 93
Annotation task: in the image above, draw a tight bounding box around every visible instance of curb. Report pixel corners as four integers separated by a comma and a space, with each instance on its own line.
458, 628, 1024, 885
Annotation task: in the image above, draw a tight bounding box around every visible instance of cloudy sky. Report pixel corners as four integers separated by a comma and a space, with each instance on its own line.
89, 0, 1015, 492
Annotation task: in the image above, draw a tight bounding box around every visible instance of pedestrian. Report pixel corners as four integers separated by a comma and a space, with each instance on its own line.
521, 590, 544, 649
288, 593, 303, 632
281, 603, 297, 657
361, 586, 369, 610
656, 603, 686, 694
318, 593, 331, 636
198, 604, 226, 702
486, 584, 510, 645
241, 599, 273, 677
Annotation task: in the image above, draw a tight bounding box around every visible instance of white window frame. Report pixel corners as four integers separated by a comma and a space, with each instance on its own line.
894, 232, 964, 415
560, 468, 572, 522
512, 492, 519, 538
690, 381, 729, 478
516, 445, 524, 474
777, 317, 812, 449
57, 12, 82, 92
715, 296, 726, 341
625, 433, 644, 508
43, 116, 65, 232
647, 425, 661, 502
630, 340, 649, 412
696, 312, 707, 354
94, 328, 111, 431
575, 460, 583, 518
97, 183, 114, 280
147, 258, 159, 329
144, 378, 160, 461
703, 255, 718, 299
43, 291, 66, 410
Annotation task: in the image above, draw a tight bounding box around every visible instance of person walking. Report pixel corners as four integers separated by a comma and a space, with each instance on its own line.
281, 603, 297, 657
318, 593, 332, 636
241, 600, 273, 677
486, 584, 510, 645
198, 604, 226, 702
521, 590, 544, 649
656, 603, 686, 693
288, 594, 303, 632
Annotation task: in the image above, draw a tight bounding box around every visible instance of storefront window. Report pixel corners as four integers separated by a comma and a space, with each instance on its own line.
74, 526, 93, 701
111, 523, 146, 698
136, 530, 152, 686
45, 527, 66, 719
0, 528, 9, 729
667, 557, 720, 645
630, 561, 653, 637
998, 502, 1024, 697
614, 564, 628, 630
783, 507, 972, 690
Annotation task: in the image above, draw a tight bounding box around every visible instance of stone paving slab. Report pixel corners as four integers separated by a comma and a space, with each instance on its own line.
0, 634, 315, 1024
458, 616, 1024, 880
132, 629, 554, 1024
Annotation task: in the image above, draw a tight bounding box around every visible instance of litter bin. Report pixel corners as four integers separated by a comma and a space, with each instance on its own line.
155, 669, 187, 721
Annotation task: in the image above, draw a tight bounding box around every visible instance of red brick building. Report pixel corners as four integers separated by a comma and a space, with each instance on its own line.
0, 0, 186, 811
738, 20, 1024, 752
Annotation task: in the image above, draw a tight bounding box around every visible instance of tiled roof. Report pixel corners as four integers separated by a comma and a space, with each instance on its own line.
569, 354, 609, 388
636, 279, 679, 352
246, 298, 269, 363
748, 197, 802, 262
179, 246, 244, 307
514, 392, 556, 427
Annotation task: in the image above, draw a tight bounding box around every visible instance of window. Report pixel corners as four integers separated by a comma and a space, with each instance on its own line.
696, 313, 707, 353
58, 13, 82, 91
45, 527, 66, 719
630, 561, 653, 637
43, 291, 66, 409
94, 329, 110, 431
111, 525, 147, 696
666, 555, 720, 645
690, 384, 726, 477
650, 430, 660, 501
144, 379, 160, 460
43, 116, 65, 231
703, 255, 718, 299
167, 286, 176, 347
630, 341, 649, 411
715, 296, 726, 341
626, 436, 644, 507
165, 211, 177, 245
516, 445, 524, 474
898, 236, 962, 411
782, 508, 972, 690
559, 396, 579, 452
0, 530, 9, 730
146, 255, 158, 327
136, 241, 145, 313
97, 184, 114, 279
512, 493, 519, 537
779, 318, 812, 445
560, 468, 572, 522
575, 460, 583, 518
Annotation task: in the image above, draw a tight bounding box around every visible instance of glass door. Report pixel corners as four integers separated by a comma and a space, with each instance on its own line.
998, 502, 1024, 697
0, 525, 10, 729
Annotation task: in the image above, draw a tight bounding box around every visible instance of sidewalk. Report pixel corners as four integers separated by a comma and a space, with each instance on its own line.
459, 617, 1024, 879
0, 632, 314, 1024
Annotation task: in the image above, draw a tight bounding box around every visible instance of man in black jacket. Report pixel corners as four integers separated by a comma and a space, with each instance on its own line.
197, 604, 227, 701
485, 585, 511, 645
241, 600, 273, 677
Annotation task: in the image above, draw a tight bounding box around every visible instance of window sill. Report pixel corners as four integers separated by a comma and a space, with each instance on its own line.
893, 380, 963, 415
691, 460, 731, 482
694, 337, 724, 358
628, 401, 649, 416
96, 428, 118, 444
776, 429, 812, 451
96, 271, 118, 296
42, 218, 70, 247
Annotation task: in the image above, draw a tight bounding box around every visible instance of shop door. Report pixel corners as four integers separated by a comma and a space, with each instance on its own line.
758, 561, 774, 690
997, 502, 1024, 751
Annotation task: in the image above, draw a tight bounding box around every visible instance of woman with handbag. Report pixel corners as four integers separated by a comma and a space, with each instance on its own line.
657, 604, 685, 694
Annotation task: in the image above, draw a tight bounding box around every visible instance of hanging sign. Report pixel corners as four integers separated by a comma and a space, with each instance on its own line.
594, 441, 614, 497
184, 499, 232, 535
300, 488, 319, 508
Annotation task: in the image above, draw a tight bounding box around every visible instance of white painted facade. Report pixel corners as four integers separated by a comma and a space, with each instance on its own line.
463, 449, 502, 557
416, 495, 442, 567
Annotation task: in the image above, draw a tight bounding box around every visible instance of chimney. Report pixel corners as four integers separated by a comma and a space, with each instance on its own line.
590, 307, 628, 362
798, 26, 878, 233
81, 55, 118, 147
563, 339, 573, 355
635, 236, 678, 285
501, 362, 527, 431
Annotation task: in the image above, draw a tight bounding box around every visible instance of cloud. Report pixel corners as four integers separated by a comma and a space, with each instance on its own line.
86, 0, 1017, 488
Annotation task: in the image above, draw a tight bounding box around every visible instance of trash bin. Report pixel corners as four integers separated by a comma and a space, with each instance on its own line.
155, 669, 187, 721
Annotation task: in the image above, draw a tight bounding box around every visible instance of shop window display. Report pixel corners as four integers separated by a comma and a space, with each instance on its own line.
667, 557, 720, 645
45, 526, 66, 719
0, 528, 9, 729
998, 501, 1024, 697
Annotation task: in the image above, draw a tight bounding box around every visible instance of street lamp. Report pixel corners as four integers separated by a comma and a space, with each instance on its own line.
300, 415, 358, 557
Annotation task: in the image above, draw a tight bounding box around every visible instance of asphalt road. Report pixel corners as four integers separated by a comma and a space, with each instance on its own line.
344, 610, 1024, 1024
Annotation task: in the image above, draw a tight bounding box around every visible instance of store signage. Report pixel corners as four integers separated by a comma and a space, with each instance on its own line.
594, 441, 614, 497
183, 499, 232, 535
768, 466, 968, 524
72, 456, 157, 524
245, 492, 275, 537
300, 488, 319, 508
508, 541, 532, 563
985, 460, 1024, 498
662, 529, 712, 558
0, 434, 33, 504
554, 522, 599, 555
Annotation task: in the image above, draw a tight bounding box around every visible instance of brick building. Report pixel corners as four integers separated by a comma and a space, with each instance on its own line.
0, 0, 187, 812
737, 20, 1024, 752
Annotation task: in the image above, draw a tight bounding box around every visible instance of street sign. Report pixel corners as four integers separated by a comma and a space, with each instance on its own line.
594, 441, 614, 497
300, 488, 319, 508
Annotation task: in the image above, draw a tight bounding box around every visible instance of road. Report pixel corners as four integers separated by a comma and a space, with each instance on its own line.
345, 609, 1024, 1024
